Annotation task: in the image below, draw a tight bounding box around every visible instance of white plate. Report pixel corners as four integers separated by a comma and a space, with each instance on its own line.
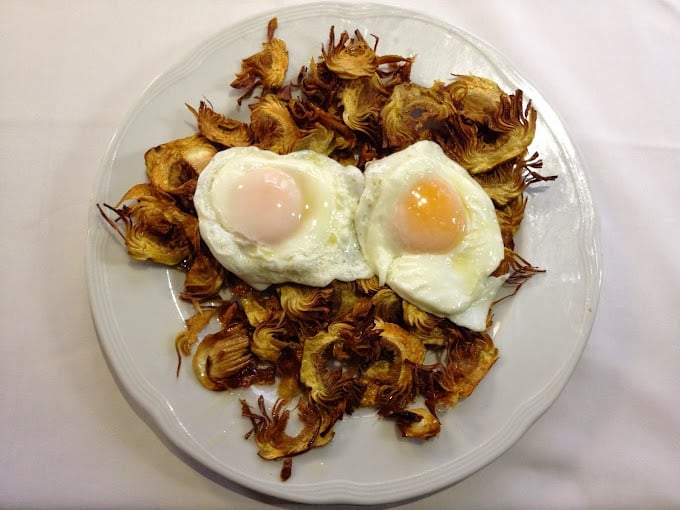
86, 2, 601, 505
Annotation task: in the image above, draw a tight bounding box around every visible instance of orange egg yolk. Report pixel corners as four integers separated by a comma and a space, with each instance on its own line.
219, 167, 304, 244
392, 176, 467, 253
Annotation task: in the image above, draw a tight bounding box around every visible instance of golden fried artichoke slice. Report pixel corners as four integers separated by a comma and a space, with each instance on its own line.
174, 302, 218, 374
493, 248, 545, 298
192, 303, 274, 391
300, 322, 364, 414
330, 299, 381, 365
364, 319, 426, 414
370, 288, 402, 324
401, 300, 454, 348
186, 101, 251, 148
443, 75, 537, 174
417, 327, 499, 409
180, 243, 225, 301
323, 280, 370, 324
231, 17, 289, 102
389, 407, 441, 440
144, 134, 217, 195
232, 282, 282, 327
298, 58, 340, 109
276, 284, 334, 338
230, 284, 296, 363
250, 313, 293, 364
114, 182, 156, 206
359, 359, 394, 408
241, 395, 328, 460
322, 27, 378, 79
289, 98, 357, 153
322, 27, 412, 82
473, 152, 556, 209
446, 330, 499, 399
338, 74, 389, 146
381, 81, 456, 150
495, 194, 527, 250
98, 195, 199, 266
275, 345, 303, 401
473, 155, 533, 208
293, 122, 337, 155
354, 276, 381, 295
249, 94, 300, 154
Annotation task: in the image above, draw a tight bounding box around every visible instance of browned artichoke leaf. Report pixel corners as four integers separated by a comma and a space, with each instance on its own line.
495, 194, 527, 250
174, 303, 218, 375
370, 287, 402, 324
192, 303, 272, 391
299, 326, 339, 402
293, 122, 337, 155
251, 313, 293, 363
300, 322, 364, 413
401, 300, 453, 348
413, 325, 497, 409
375, 52, 414, 90
299, 58, 340, 109
115, 183, 155, 206
354, 276, 381, 295
323, 280, 368, 323
231, 282, 281, 326
180, 244, 225, 301
186, 101, 252, 148
275, 345, 303, 400
370, 319, 426, 414
445, 76, 537, 174
389, 407, 441, 440
415, 362, 460, 409
493, 248, 545, 296
360, 359, 397, 407
249, 94, 300, 154
289, 98, 357, 152
446, 330, 499, 399
322, 27, 377, 79
338, 74, 389, 145
230, 282, 298, 362
330, 299, 382, 365
448, 75, 504, 124
241, 395, 325, 460
381, 81, 456, 150
231, 17, 288, 102
473, 156, 531, 207
144, 134, 216, 194
376, 318, 426, 365
100, 196, 199, 266
401, 299, 439, 332
276, 283, 334, 337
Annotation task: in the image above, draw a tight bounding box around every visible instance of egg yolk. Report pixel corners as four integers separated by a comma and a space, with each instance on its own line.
392, 176, 467, 253
218, 167, 304, 244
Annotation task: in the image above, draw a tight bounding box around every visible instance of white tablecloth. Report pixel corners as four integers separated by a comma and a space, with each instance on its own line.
2, 1, 679, 508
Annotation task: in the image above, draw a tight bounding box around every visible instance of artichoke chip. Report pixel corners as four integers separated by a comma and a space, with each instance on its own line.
231, 17, 289, 103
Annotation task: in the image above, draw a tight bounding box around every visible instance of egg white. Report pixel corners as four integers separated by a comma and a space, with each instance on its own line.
194, 146, 374, 290
355, 140, 506, 331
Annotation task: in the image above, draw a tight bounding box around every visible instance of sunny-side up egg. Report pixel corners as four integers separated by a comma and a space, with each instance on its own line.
354, 140, 506, 331
194, 146, 374, 290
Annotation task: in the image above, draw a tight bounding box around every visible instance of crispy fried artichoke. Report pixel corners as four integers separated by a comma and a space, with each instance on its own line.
186, 101, 252, 148
98, 194, 199, 266
231, 17, 289, 102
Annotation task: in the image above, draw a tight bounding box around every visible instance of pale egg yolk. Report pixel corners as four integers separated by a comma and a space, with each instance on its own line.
392, 175, 467, 253
217, 167, 304, 244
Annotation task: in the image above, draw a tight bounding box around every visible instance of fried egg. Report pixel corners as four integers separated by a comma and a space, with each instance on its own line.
355, 140, 506, 331
194, 146, 374, 290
